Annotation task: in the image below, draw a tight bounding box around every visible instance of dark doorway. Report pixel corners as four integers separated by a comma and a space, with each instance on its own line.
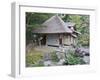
59, 38, 62, 45
41, 35, 46, 45
59, 35, 63, 45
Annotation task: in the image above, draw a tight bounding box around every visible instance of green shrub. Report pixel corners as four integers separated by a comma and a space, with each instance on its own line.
50, 52, 59, 62
78, 34, 89, 47
26, 50, 43, 67
65, 50, 85, 65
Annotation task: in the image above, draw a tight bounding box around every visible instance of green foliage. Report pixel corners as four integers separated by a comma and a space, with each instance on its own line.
50, 52, 59, 62
62, 14, 89, 32
65, 50, 85, 65
26, 26, 33, 44
62, 14, 89, 47
26, 49, 43, 67
31, 63, 44, 67
62, 14, 70, 22
26, 12, 54, 25
78, 33, 89, 46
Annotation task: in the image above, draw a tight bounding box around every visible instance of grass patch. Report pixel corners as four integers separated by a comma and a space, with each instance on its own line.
26, 49, 43, 67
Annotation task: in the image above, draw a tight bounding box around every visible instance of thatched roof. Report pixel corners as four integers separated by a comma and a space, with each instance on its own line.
32, 15, 78, 34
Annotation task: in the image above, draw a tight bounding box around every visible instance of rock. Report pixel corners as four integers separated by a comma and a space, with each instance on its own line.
43, 53, 51, 61
56, 52, 65, 60
38, 60, 44, 65
83, 56, 90, 64
57, 59, 65, 65
43, 60, 53, 66
75, 47, 89, 57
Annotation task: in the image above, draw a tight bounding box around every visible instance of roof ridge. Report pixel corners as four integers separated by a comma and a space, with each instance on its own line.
55, 15, 67, 32
42, 15, 56, 25
56, 15, 73, 33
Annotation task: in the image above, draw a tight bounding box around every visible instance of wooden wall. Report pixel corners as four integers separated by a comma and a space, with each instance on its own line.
46, 34, 75, 46
46, 34, 59, 46
62, 34, 75, 45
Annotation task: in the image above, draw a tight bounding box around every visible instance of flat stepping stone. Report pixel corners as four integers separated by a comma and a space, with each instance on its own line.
57, 59, 65, 65
43, 53, 51, 61
43, 60, 53, 66
83, 56, 90, 64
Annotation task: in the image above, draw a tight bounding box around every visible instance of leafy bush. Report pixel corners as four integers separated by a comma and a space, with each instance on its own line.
50, 52, 59, 62
65, 50, 85, 65
78, 33, 89, 47
26, 50, 43, 67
